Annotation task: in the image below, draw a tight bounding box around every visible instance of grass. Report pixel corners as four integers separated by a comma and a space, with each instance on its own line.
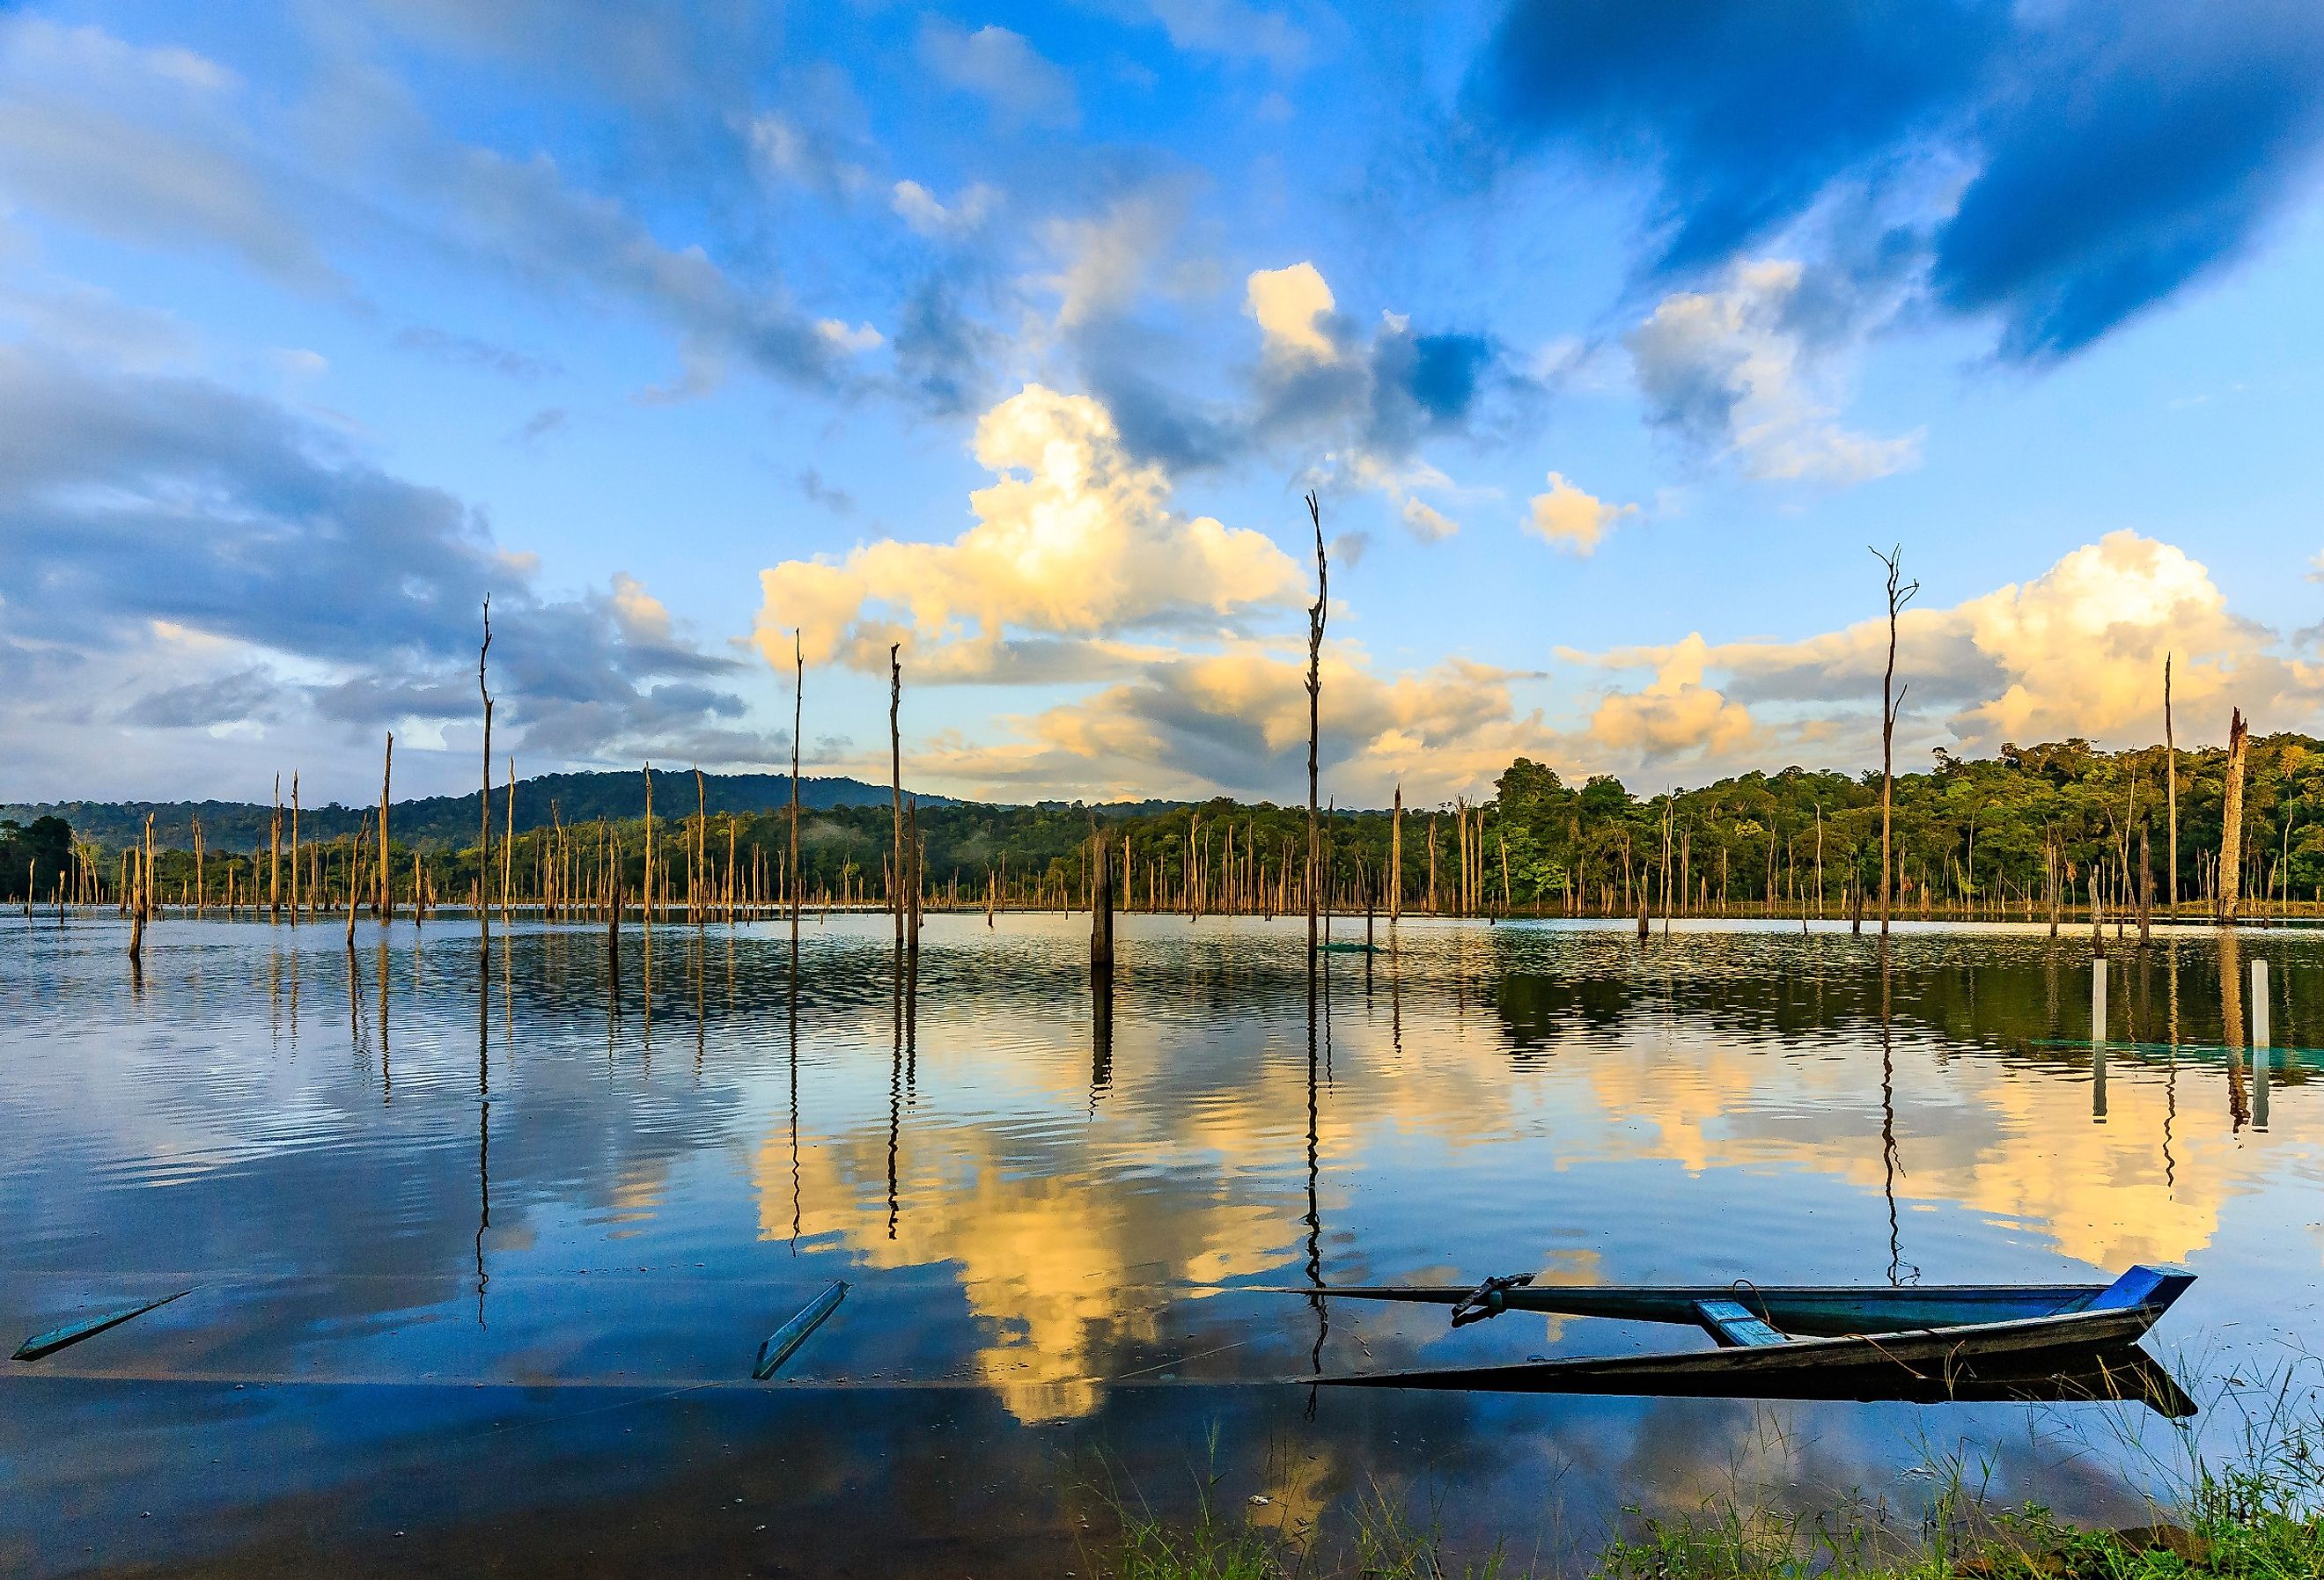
1087, 1367, 2324, 1580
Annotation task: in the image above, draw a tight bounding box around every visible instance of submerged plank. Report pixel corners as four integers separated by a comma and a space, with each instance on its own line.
13, 1290, 192, 1363
753, 1280, 848, 1380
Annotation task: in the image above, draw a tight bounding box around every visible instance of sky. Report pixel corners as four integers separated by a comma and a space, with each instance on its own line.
2, 0, 2321, 809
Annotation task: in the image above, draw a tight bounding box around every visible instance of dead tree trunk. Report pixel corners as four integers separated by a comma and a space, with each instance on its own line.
1303, 492, 1327, 966
890, 643, 904, 950
2220, 707, 2249, 922
2164, 655, 2177, 916
1871, 544, 1918, 937
477, 600, 492, 952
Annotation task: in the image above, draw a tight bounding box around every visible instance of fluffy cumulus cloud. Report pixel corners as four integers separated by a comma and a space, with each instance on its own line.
1627, 260, 1919, 482
1467, 0, 2324, 362
1245, 262, 1340, 363
0, 341, 776, 797
909, 644, 1535, 805
753, 385, 1305, 681
1526, 472, 1636, 555
1585, 635, 1759, 763
1569, 533, 2320, 774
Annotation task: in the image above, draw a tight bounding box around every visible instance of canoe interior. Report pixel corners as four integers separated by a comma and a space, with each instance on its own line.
1275, 1282, 2114, 1334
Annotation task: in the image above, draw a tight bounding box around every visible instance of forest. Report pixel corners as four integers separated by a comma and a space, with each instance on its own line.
15, 731, 2320, 918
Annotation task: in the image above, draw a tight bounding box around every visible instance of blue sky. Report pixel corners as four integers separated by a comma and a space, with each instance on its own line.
2, 1, 2320, 806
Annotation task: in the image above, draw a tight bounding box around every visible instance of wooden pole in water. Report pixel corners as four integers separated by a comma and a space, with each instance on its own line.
1303, 491, 1327, 968
2138, 818, 2154, 947
379, 731, 393, 922
2219, 707, 2249, 923
345, 811, 367, 951
269, 774, 282, 922
1389, 784, 1401, 923
889, 644, 904, 949
2165, 654, 2177, 916
791, 628, 803, 951
503, 758, 515, 930
290, 772, 302, 924
478, 599, 493, 951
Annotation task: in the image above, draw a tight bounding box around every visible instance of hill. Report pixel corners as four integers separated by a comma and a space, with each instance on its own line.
4, 769, 953, 855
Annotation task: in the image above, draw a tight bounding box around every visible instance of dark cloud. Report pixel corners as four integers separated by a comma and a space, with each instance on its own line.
1930, 3, 2324, 360
1466, 0, 2324, 359
1401, 332, 1493, 420
1468, 0, 1997, 276
888, 277, 997, 418
1082, 355, 1247, 474
118, 667, 290, 728
0, 344, 777, 769
511, 407, 568, 445
394, 325, 563, 381
797, 467, 854, 516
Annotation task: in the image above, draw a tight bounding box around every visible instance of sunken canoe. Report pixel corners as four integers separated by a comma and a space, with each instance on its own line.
1274, 1266, 2195, 1410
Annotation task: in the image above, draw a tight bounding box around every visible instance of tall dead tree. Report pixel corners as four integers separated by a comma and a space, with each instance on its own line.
791, 628, 803, 952
1303, 491, 1327, 966
2164, 655, 2177, 915
890, 643, 904, 948
1871, 545, 1919, 937
270, 773, 283, 922
477, 599, 493, 950
1389, 784, 1402, 923
2220, 707, 2249, 922
379, 732, 393, 922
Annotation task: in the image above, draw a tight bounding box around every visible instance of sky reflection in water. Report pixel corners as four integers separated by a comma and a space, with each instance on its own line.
1, 914, 2318, 1576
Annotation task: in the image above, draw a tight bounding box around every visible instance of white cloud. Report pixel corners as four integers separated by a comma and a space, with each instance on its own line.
918, 20, 1079, 129
754, 385, 1304, 680
1525, 472, 1637, 555
1570, 532, 2317, 771
891, 178, 999, 238
1245, 261, 1338, 363
742, 112, 872, 195
1131, 0, 1308, 70
1586, 635, 1758, 761
1628, 259, 1920, 484
815, 318, 884, 353
1401, 498, 1458, 542
1040, 187, 1198, 327
905, 643, 1533, 805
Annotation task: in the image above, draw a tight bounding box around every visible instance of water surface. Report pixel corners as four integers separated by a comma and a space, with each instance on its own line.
3, 913, 2318, 1576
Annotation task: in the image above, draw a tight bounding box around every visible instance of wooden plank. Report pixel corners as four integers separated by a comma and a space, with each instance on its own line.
1694, 1298, 1785, 1348
13, 1290, 191, 1363
753, 1281, 847, 1380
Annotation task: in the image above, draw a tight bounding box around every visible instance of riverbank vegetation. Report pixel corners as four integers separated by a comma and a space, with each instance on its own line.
1094, 1387, 2324, 1580
10, 732, 2323, 920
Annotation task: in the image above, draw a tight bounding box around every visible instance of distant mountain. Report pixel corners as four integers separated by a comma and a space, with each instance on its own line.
4, 769, 954, 854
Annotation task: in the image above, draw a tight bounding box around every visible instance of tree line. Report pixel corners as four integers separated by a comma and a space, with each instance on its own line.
15, 731, 2318, 919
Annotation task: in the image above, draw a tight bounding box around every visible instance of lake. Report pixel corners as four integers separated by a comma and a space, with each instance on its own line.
2, 912, 2317, 1576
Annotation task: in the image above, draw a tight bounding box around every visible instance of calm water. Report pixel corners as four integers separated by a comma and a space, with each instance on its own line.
2, 912, 2320, 1576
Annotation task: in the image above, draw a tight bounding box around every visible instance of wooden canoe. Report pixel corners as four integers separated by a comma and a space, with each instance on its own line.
1254, 1266, 2189, 1336
1277, 1266, 2195, 1411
